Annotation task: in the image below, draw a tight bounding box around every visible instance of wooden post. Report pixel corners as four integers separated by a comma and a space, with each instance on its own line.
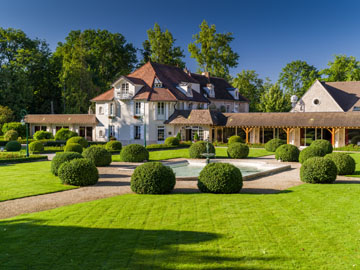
221, 128, 224, 143
326, 128, 336, 146
242, 127, 253, 144
235, 127, 238, 136
282, 128, 290, 144
315, 128, 317, 140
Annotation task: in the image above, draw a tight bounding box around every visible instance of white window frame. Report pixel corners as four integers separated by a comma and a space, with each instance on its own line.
157, 102, 165, 116
98, 106, 104, 115
135, 102, 142, 116
110, 103, 114, 115
134, 125, 141, 140
121, 83, 129, 94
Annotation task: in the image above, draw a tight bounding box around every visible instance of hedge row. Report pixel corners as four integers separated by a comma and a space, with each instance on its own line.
0, 155, 47, 164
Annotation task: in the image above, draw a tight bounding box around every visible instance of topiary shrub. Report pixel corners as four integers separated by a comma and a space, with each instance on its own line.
164, 137, 180, 146
227, 142, 249, 159
82, 146, 112, 166
198, 163, 243, 193
55, 128, 78, 141
105, 141, 122, 152
4, 129, 18, 141
66, 136, 88, 148
33, 130, 53, 140
299, 146, 326, 164
2, 122, 25, 138
275, 144, 300, 162
58, 158, 99, 186
5, 141, 21, 151
130, 162, 175, 194
310, 139, 333, 154
64, 143, 83, 154
189, 141, 215, 159
51, 151, 83, 175
324, 152, 356, 175
193, 133, 199, 141
29, 141, 44, 153
300, 157, 337, 183
228, 135, 244, 145
265, 138, 286, 152
176, 132, 181, 141
120, 144, 149, 162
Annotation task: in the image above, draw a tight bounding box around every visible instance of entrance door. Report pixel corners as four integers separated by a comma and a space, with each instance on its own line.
186, 129, 192, 141
86, 127, 93, 141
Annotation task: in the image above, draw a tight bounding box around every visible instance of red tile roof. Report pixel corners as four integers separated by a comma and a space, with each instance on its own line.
25, 114, 98, 125
91, 88, 114, 101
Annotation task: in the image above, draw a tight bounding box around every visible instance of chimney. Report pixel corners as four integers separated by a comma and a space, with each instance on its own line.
202, 71, 210, 78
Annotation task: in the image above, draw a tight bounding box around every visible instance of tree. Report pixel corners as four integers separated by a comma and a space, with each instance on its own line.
0, 28, 60, 116
0, 105, 14, 134
321, 54, 360, 81
188, 20, 239, 79
278, 60, 320, 97
55, 29, 137, 113
140, 23, 185, 67
232, 70, 264, 112
259, 82, 289, 112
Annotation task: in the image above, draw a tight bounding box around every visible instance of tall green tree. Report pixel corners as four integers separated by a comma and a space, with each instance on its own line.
140, 23, 185, 67
278, 60, 320, 97
0, 28, 60, 116
321, 54, 360, 81
188, 20, 239, 79
232, 70, 264, 112
259, 82, 289, 112
55, 29, 137, 113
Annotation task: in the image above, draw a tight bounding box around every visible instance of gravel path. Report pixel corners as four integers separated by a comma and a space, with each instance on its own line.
1, 157, 359, 219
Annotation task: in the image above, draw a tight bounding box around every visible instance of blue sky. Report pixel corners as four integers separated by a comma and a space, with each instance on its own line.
1, 0, 360, 81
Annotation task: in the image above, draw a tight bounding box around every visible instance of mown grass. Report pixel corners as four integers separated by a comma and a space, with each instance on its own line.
347, 153, 360, 177
0, 161, 76, 201
112, 147, 273, 161
1, 183, 360, 269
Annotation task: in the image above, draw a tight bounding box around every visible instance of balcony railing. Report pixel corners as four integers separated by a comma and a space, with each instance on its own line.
116, 92, 133, 99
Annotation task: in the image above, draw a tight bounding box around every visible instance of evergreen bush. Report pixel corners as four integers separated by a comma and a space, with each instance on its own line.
4, 130, 18, 141
66, 136, 88, 148
310, 139, 333, 154
51, 151, 83, 175
228, 135, 244, 145
5, 141, 21, 152
324, 152, 356, 175
64, 143, 83, 154
2, 122, 26, 138
275, 144, 300, 162
164, 137, 180, 146
82, 146, 112, 166
227, 142, 249, 159
189, 141, 215, 158
29, 141, 44, 152
105, 141, 122, 152
33, 130, 53, 140
58, 158, 99, 186
55, 128, 78, 141
120, 144, 149, 162
265, 138, 286, 152
299, 146, 326, 164
300, 157, 337, 183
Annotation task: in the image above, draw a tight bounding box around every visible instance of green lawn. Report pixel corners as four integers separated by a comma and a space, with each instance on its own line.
112, 147, 273, 161
348, 153, 360, 177
1, 183, 360, 269
0, 161, 76, 202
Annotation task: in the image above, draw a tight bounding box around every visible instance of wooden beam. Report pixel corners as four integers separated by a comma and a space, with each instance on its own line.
241, 127, 253, 144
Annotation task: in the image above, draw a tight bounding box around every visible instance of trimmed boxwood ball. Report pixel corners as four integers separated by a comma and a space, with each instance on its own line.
300, 157, 337, 183
29, 141, 44, 152
164, 137, 180, 146
33, 130, 53, 140
265, 138, 286, 152
310, 139, 333, 154
299, 146, 326, 164
189, 141, 215, 159
120, 144, 149, 162
105, 141, 122, 152
324, 152, 355, 175
198, 163, 243, 193
4, 130, 18, 141
5, 141, 21, 151
82, 146, 112, 166
64, 143, 83, 154
51, 151, 83, 175
131, 162, 175, 194
275, 144, 300, 162
58, 158, 99, 186
228, 135, 243, 145
55, 128, 78, 141
227, 142, 249, 159
66, 136, 88, 148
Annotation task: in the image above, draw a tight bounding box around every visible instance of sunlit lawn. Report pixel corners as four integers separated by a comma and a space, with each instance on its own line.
1, 183, 360, 269
347, 153, 360, 177
0, 161, 76, 202
112, 147, 273, 161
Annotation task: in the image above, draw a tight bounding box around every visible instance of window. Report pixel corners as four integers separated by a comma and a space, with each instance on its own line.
34, 126, 47, 132
226, 105, 230, 112
157, 102, 165, 115
99, 106, 103, 115
134, 126, 141, 140
313, 98, 320, 105
135, 102, 142, 115
110, 103, 114, 115
157, 126, 165, 141
109, 125, 115, 137
121, 83, 129, 94
99, 130, 103, 137
353, 106, 360, 111
235, 91, 239, 99
154, 78, 162, 88
188, 103, 193, 110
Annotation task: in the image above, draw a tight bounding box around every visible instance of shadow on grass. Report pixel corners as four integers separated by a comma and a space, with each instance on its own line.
0, 218, 284, 270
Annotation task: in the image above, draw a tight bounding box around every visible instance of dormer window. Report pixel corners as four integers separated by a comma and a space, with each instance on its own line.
154, 78, 163, 88
235, 91, 239, 99
121, 83, 129, 94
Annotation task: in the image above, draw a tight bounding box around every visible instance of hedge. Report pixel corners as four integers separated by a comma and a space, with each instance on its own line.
82, 146, 112, 166
228, 135, 244, 145
120, 144, 149, 162
164, 137, 180, 146
0, 155, 47, 164
2, 122, 26, 138
198, 163, 243, 193
55, 128, 78, 141
5, 141, 21, 151
130, 162, 176, 194
29, 141, 44, 153
58, 158, 99, 186
105, 141, 122, 152
189, 141, 215, 159
33, 130, 53, 140
51, 152, 83, 175
66, 136, 88, 148
310, 139, 333, 154
227, 143, 249, 159
64, 143, 83, 154
275, 144, 300, 162
299, 146, 326, 164
324, 152, 356, 175
265, 138, 286, 152
4, 130, 18, 141
300, 157, 337, 183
